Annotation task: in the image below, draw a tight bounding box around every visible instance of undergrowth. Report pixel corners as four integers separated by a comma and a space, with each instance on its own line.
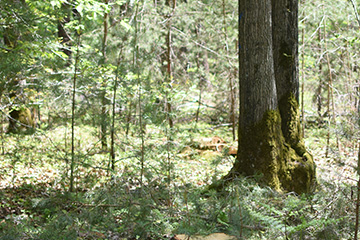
0, 175, 355, 239
0, 122, 358, 239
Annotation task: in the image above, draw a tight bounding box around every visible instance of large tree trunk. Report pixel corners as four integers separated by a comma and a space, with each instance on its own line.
272, 0, 302, 151
231, 0, 282, 190
238, 0, 277, 125
223, 0, 316, 194
271, 0, 316, 193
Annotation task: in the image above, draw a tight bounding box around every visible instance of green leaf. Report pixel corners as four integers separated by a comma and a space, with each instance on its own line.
120, 19, 132, 31
217, 211, 229, 226
75, 3, 84, 16
49, 0, 61, 9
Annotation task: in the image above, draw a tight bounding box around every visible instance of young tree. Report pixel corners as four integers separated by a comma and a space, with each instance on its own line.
100, 0, 109, 151
224, 0, 316, 194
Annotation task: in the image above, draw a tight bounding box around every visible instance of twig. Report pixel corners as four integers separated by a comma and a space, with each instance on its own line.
0, 46, 12, 52
349, 0, 360, 27
355, 141, 360, 240
172, 26, 236, 60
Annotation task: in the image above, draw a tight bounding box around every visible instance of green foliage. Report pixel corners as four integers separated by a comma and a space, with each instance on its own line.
0, 136, 356, 239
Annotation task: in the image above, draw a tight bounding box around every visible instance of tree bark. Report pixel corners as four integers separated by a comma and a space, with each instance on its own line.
70, 25, 81, 193
272, 0, 299, 102
166, 20, 174, 128
272, 0, 305, 156
58, 2, 73, 58
232, 0, 280, 189
222, 0, 316, 194
100, 0, 109, 151
238, 0, 277, 127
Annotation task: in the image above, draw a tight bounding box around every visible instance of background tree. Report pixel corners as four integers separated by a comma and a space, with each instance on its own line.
99, 0, 109, 150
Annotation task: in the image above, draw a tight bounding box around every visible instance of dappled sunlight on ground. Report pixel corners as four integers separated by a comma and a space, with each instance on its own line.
305, 128, 358, 186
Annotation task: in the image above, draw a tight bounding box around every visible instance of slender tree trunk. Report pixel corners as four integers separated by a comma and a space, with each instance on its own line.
194, 54, 204, 125
323, 7, 339, 156
165, 0, 176, 209
100, 0, 109, 151
195, 88, 202, 123
1, 114, 4, 155
132, 2, 145, 186
301, 28, 305, 138
222, 0, 236, 141
316, 29, 324, 122
166, 22, 174, 129
125, 102, 132, 136
162, 0, 176, 129
355, 141, 360, 240
110, 53, 122, 171
58, 2, 73, 60
346, 16, 353, 111
229, 75, 236, 141
70, 22, 81, 193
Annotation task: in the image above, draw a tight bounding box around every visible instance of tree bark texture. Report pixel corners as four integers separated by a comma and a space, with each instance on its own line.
239, 0, 277, 127
58, 3, 73, 57
100, 0, 109, 150
226, 0, 316, 194
272, 0, 299, 102
272, 0, 308, 158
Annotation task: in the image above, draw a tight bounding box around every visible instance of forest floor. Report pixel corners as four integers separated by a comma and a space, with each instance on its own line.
0, 122, 358, 239
305, 126, 358, 186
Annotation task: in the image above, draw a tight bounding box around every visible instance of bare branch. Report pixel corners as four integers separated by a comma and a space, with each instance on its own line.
349, 0, 360, 27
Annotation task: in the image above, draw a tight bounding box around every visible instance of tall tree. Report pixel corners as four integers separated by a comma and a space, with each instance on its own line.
272, 0, 306, 161
223, 0, 316, 194
57, 2, 73, 58
100, 0, 109, 151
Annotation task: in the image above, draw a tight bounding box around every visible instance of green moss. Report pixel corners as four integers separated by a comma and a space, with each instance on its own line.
279, 94, 298, 140
232, 104, 316, 194
278, 142, 316, 193
234, 110, 284, 191
278, 93, 316, 193
8, 107, 35, 134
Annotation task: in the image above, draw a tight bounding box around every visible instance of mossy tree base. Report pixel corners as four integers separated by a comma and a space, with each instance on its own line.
225, 106, 316, 194
8, 107, 36, 134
